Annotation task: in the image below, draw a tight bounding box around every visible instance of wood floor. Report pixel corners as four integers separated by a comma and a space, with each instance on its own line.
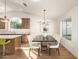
0, 43, 77, 59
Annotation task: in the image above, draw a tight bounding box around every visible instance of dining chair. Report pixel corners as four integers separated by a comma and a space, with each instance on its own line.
47, 34, 61, 55
0, 39, 10, 56
27, 35, 40, 56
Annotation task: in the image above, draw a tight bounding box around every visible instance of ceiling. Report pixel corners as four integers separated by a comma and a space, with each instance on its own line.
0, 0, 77, 19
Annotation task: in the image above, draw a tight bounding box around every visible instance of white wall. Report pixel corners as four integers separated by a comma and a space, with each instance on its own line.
60, 6, 78, 58
52, 19, 60, 34
0, 11, 59, 36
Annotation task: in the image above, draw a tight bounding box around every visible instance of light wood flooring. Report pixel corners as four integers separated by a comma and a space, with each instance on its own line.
0, 43, 77, 59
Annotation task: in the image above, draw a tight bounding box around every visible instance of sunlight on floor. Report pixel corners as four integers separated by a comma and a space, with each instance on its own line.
22, 48, 38, 59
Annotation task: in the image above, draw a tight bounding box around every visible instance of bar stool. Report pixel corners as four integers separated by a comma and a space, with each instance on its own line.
0, 39, 10, 56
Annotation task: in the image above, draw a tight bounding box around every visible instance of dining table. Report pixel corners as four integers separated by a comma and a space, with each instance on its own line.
32, 35, 58, 54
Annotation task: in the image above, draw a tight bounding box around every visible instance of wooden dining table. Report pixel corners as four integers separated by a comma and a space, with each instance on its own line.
32, 35, 58, 54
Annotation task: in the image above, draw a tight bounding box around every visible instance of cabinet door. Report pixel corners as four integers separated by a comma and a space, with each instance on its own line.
21, 18, 30, 29
0, 21, 5, 29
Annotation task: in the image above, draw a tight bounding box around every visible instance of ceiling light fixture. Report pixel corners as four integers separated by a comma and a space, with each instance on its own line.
22, 0, 27, 7
1, 0, 9, 22
42, 9, 46, 24
23, 2, 27, 7
42, 9, 49, 32
39, 9, 48, 33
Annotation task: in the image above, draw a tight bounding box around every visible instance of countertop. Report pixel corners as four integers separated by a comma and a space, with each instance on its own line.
0, 35, 21, 39
0, 29, 30, 39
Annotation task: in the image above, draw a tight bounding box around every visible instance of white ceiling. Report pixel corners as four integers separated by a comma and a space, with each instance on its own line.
0, 0, 77, 19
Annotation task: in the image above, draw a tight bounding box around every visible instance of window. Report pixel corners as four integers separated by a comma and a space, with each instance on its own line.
62, 18, 72, 40
10, 17, 22, 29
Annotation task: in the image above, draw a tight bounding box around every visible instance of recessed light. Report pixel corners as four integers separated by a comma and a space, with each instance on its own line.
31, 0, 40, 2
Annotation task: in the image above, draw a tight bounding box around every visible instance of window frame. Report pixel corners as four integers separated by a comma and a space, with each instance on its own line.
62, 17, 72, 40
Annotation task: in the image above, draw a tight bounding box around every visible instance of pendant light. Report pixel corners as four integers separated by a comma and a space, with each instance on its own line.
42, 9, 48, 32
1, 0, 9, 22
42, 9, 46, 24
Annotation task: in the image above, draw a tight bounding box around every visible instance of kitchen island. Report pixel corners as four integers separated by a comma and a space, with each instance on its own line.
0, 29, 30, 55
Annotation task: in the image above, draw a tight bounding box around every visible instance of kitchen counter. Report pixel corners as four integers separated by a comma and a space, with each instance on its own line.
0, 29, 30, 54
0, 29, 27, 39
0, 29, 30, 35
0, 35, 21, 39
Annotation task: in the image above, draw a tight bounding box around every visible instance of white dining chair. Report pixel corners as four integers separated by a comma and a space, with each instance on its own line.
47, 34, 61, 55
27, 35, 40, 56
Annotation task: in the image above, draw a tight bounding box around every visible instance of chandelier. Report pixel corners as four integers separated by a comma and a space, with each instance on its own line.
42, 9, 46, 24
40, 9, 48, 32
1, 0, 9, 22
